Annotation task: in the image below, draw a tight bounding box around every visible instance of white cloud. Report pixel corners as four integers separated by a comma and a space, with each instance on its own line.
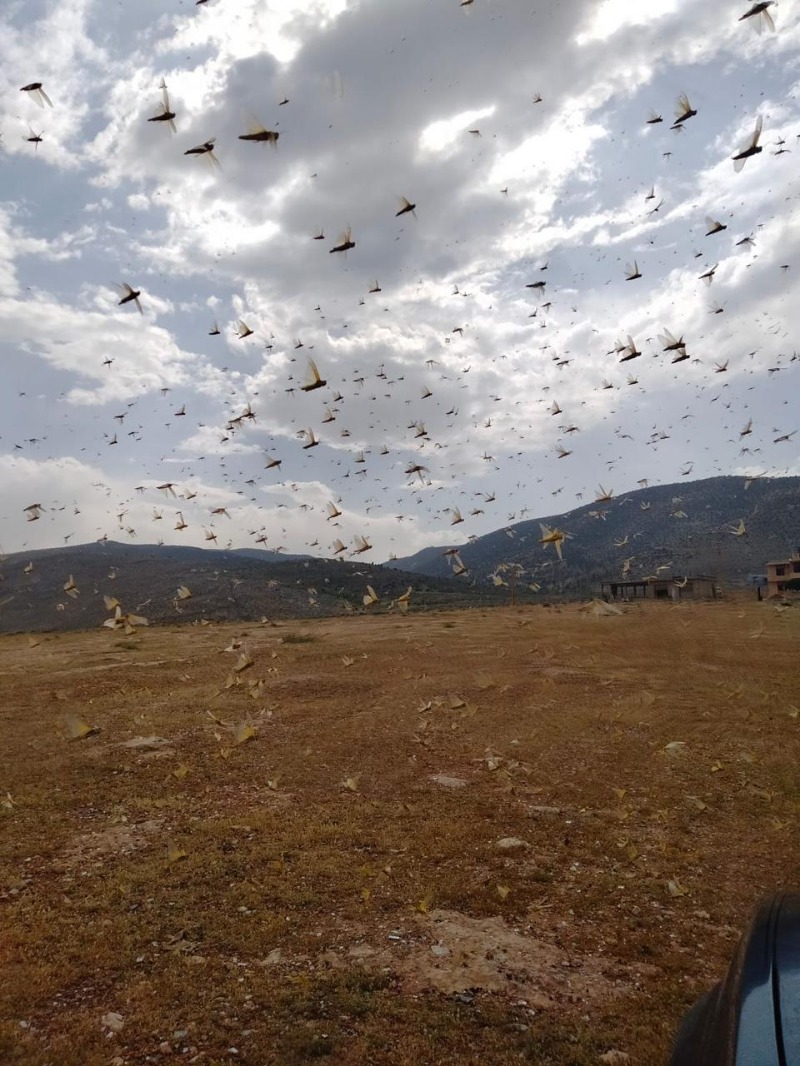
165, 0, 350, 65
0, 285, 200, 405
419, 107, 497, 155
0, 0, 107, 169
576, 0, 679, 44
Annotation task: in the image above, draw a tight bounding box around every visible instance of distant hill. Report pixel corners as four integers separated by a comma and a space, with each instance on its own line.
0, 541, 506, 634
3, 476, 797, 632
389, 475, 800, 594
228, 547, 311, 564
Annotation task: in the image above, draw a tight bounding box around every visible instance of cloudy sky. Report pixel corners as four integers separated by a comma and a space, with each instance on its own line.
1, 0, 798, 563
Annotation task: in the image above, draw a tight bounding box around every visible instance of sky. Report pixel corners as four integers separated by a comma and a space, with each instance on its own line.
0, 0, 798, 565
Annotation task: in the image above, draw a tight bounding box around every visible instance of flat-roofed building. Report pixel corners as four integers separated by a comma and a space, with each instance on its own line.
601, 575, 718, 602
766, 551, 800, 598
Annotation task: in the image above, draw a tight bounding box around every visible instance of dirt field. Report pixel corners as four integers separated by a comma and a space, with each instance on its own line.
1, 599, 799, 1065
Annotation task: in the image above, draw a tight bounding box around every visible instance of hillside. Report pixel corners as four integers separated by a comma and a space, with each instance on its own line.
389, 475, 800, 593
3, 476, 798, 632
228, 547, 312, 564
0, 541, 503, 635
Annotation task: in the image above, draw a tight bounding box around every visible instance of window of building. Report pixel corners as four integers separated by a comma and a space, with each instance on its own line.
776, 566, 786, 576
793, 562, 800, 574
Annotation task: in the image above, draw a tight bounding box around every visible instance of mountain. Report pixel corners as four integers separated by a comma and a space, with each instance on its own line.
228, 547, 311, 563
388, 475, 800, 594
0, 541, 505, 634
3, 476, 797, 633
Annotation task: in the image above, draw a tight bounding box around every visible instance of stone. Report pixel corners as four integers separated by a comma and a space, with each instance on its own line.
496, 837, 529, 850
430, 774, 467, 789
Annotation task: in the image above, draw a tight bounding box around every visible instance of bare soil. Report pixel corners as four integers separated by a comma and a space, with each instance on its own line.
1, 600, 799, 1064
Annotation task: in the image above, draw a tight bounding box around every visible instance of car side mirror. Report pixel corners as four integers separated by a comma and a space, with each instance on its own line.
670, 892, 800, 1065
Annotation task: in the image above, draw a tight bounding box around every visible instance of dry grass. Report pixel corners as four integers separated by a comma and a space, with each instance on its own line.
1, 600, 799, 1065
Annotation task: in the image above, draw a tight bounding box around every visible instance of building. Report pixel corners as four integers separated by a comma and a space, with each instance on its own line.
601, 575, 718, 602
648, 575, 717, 601
766, 550, 800, 599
